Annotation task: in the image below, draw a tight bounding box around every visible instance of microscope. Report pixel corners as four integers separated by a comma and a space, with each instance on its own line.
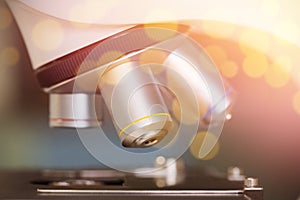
0, 0, 263, 199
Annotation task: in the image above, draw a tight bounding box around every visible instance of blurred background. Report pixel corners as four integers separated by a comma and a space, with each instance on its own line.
0, 0, 300, 199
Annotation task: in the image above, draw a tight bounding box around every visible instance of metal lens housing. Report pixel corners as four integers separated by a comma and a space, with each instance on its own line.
100, 61, 172, 148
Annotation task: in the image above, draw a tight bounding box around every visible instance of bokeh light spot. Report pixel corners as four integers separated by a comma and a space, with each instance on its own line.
0, 46, 20, 67
0, 7, 12, 30
293, 90, 300, 115
264, 56, 292, 88
239, 29, 270, 55
243, 53, 269, 78
219, 60, 238, 78
32, 20, 64, 51
225, 113, 232, 120
189, 131, 220, 160
155, 156, 166, 166
156, 179, 166, 188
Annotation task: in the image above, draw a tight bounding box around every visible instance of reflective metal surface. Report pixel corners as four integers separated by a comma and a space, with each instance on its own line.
0, 167, 263, 200
49, 93, 103, 128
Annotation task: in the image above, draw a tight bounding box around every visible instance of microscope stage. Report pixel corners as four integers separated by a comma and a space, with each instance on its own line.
0, 169, 263, 200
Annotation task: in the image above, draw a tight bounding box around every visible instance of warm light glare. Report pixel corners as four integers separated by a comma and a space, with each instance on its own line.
243, 53, 269, 78
144, 22, 178, 42
275, 21, 300, 43
264, 56, 292, 88
225, 113, 232, 120
0, 47, 20, 67
260, 0, 280, 17
293, 64, 300, 88
155, 121, 179, 148
204, 45, 227, 66
99, 51, 129, 85
0, 7, 12, 30
74, 62, 101, 91
201, 9, 236, 39
144, 9, 176, 26
171, 98, 199, 125
68, 0, 116, 26
166, 56, 211, 124
292, 90, 300, 115
155, 156, 166, 166
97, 50, 125, 66
31, 20, 64, 51
219, 60, 238, 78
144, 10, 178, 41
156, 179, 166, 188
189, 131, 220, 160
239, 29, 270, 55
201, 20, 235, 39
139, 49, 168, 74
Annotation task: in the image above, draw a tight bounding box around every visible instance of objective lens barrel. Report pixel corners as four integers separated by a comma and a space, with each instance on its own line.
49, 93, 103, 128
100, 61, 172, 148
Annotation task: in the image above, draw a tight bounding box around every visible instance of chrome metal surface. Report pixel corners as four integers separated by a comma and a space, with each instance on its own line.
49, 93, 103, 128
244, 178, 259, 188
100, 62, 172, 148
133, 158, 185, 187
37, 188, 244, 195
0, 169, 263, 200
120, 119, 172, 148
228, 167, 245, 181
